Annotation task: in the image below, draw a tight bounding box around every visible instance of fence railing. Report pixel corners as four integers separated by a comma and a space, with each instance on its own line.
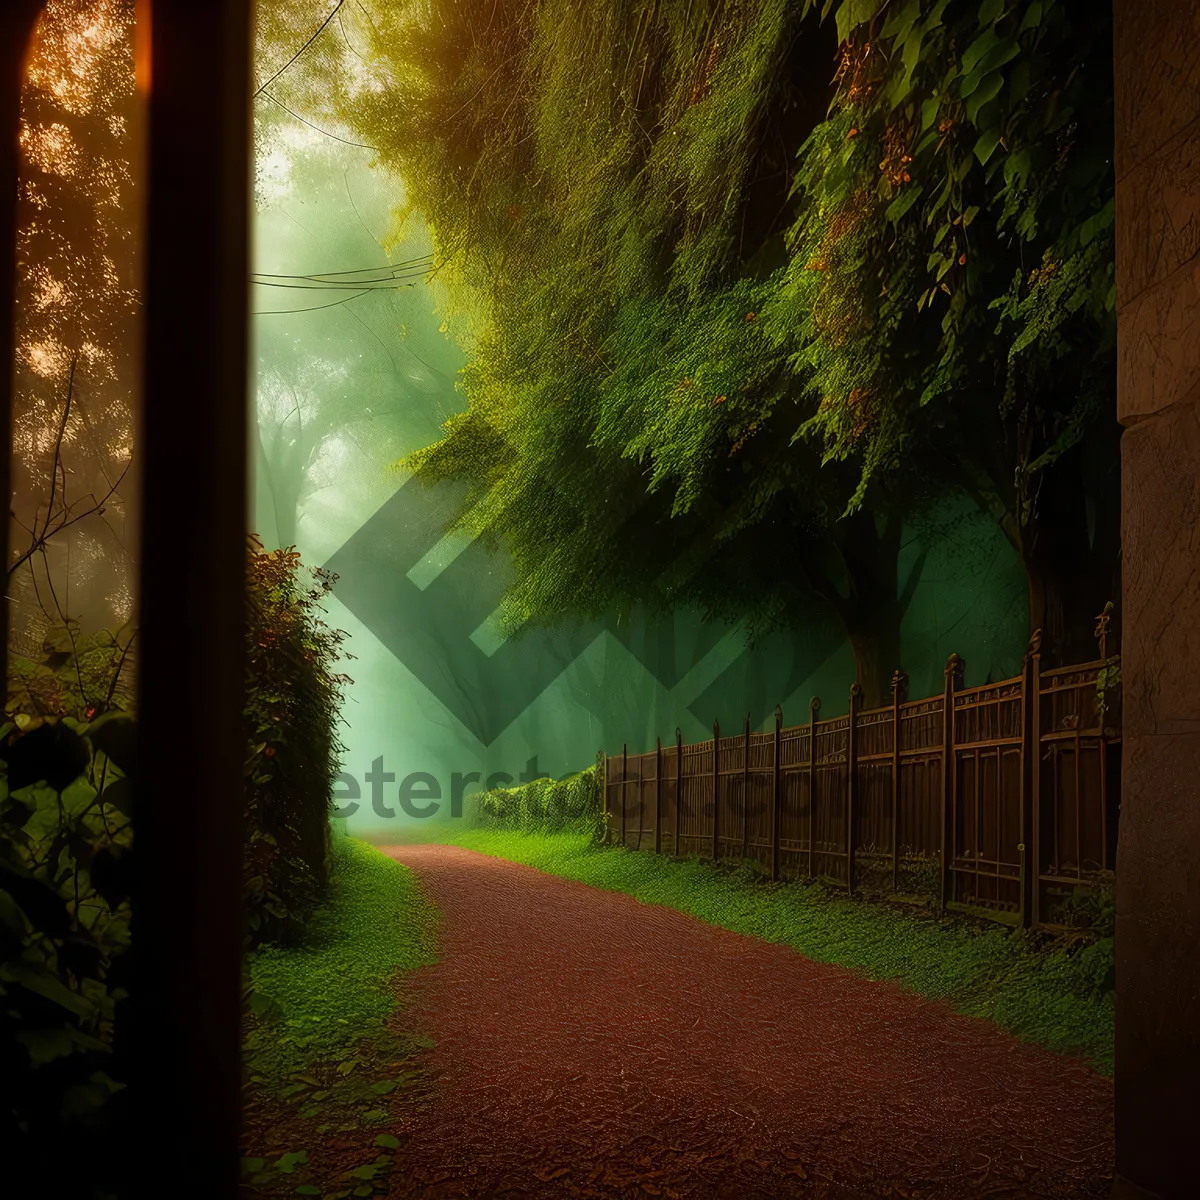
603, 612, 1121, 931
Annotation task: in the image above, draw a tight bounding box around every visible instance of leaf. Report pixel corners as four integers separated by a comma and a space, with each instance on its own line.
374, 1134, 400, 1150
974, 128, 1002, 165
836, 0, 885, 43
275, 1151, 309, 1174
961, 29, 998, 75
978, 0, 1005, 24
967, 73, 1004, 124
1, 961, 94, 1018
1019, 2, 1044, 32
884, 184, 923, 224
84, 712, 137, 774
294, 1188, 321, 1197
5, 721, 91, 792
371, 1079, 397, 1095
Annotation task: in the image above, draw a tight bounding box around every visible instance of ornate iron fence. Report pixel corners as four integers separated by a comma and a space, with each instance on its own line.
603, 612, 1121, 931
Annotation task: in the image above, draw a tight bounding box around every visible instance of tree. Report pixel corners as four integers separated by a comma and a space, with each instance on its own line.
263, 0, 1117, 699
770, 0, 1119, 662
250, 96, 464, 553
10, 0, 142, 651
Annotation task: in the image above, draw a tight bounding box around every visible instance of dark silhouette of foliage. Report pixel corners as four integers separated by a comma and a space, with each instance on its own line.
243, 536, 352, 947
0, 626, 137, 1198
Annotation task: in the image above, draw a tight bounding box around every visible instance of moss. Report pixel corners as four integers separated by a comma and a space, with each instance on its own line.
243, 837, 438, 1093
433, 827, 1114, 1076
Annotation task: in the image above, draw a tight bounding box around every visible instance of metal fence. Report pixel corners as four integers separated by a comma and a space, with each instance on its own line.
603, 614, 1121, 931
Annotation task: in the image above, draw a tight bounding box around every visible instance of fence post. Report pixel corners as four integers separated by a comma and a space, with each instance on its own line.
808, 697, 820, 879
1027, 632, 1044, 930
600, 749, 609, 844
712, 719, 720, 862
654, 736, 662, 855
741, 713, 752, 861
772, 704, 783, 882
675, 727, 683, 856
847, 682, 862, 894
1019, 633, 1042, 929
621, 742, 628, 850
940, 654, 964, 913
891, 670, 907, 893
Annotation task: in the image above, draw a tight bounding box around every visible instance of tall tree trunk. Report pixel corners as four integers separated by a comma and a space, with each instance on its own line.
1024, 436, 1122, 665
798, 509, 911, 709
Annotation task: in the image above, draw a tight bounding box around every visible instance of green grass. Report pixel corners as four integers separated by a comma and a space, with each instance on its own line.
244, 836, 439, 1092
430, 827, 1115, 1076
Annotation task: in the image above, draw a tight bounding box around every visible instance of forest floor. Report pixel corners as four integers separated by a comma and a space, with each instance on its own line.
374, 840, 1115, 1199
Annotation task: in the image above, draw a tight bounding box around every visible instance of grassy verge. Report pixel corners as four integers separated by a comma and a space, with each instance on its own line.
240, 837, 438, 1199
431, 827, 1115, 1076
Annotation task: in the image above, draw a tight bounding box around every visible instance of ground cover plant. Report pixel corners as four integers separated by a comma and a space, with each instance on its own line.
429, 817, 1114, 1075
240, 836, 438, 1200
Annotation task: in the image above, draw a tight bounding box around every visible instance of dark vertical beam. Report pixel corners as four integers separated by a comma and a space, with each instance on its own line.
940, 654, 964, 914
712, 719, 720, 861
1019, 631, 1042, 931
741, 712, 751, 861
807, 697, 820, 878
846, 682, 861, 894
675, 727, 682, 856
654, 736, 662, 855
771, 705, 782, 881
621, 742, 627, 848
890, 671, 906, 893
1113, 3, 1200, 1194
132, 2, 252, 1197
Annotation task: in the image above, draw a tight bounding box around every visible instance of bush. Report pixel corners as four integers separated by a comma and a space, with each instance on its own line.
243, 537, 351, 947
474, 758, 605, 837
0, 623, 137, 1198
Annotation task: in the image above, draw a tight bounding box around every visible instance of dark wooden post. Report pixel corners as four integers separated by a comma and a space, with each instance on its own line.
712, 718, 721, 861
1019, 632, 1043, 929
654, 736, 663, 855
807, 697, 820, 878
675, 727, 683, 856
621, 742, 628, 849
891, 670, 907, 893
940, 654, 964, 913
600, 750, 608, 843
847, 682, 862, 894
772, 705, 783, 881
134, 3, 253, 1195
741, 712, 751, 861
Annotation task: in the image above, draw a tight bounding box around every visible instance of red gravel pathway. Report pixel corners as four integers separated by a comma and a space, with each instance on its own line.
380, 844, 1114, 1199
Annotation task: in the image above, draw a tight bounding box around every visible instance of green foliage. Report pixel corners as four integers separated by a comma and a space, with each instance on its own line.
284, 0, 1116, 674
0, 624, 137, 1197
244, 838, 437, 1090
241, 839, 438, 1198
473, 761, 605, 837
438, 828, 1115, 1073
780, 0, 1117, 522
244, 536, 352, 947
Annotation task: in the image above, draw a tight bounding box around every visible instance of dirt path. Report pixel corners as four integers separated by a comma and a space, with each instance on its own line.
380, 844, 1113, 1199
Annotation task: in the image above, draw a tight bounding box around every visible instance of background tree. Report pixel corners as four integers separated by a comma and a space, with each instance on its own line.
258, 0, 1116, 701
10, 0, 142, 655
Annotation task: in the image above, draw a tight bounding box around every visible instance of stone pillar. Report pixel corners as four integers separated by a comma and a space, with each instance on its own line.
1113, 2, 1200, 1197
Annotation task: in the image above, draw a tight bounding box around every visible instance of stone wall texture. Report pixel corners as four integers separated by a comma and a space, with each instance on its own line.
1114, 1, 1200, 1197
